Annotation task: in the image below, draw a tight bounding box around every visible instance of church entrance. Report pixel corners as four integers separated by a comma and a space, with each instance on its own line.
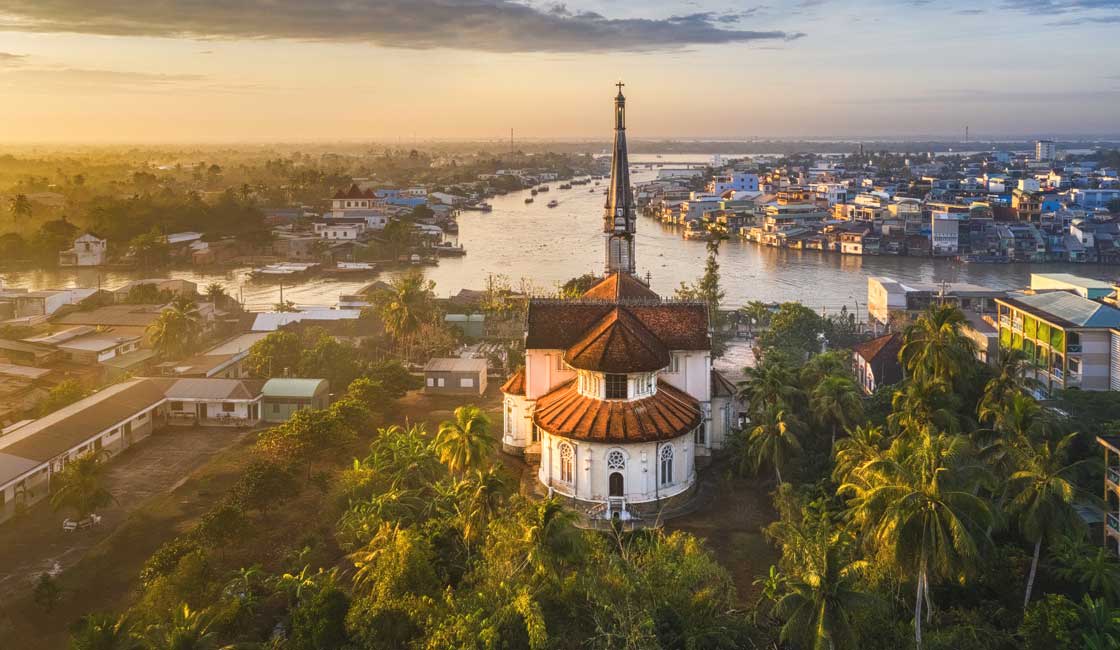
608, 472, 624, 497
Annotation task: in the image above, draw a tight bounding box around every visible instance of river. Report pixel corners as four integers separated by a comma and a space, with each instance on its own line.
2, 165, 1118, 315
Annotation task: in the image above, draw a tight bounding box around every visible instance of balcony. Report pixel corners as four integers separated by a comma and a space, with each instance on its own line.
1068, 344, 1083, 354
1109, 467, 1120, 490
1108, 512, 1120, 536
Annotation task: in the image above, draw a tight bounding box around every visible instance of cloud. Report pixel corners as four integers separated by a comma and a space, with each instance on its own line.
853, 87, 1120, 104
0, 51, 27, 65
0, 66, 207, 91
1047, 13, 1120, 23
0, 0, 802, 52
1002, 0, 1120, 13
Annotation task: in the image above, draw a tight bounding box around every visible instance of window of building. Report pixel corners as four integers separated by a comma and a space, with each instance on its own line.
669, 354, 681, 373
659, 445, 674, 486
426, 377, 434, 387
437, 378, 445, 387
606, 449, 625, 471
222, 402, 235, 413
559, 443, 574, 483
460, 377, 475, 388
644, 374, 654, 395
170, 401, 183, 411
605, 374, 628, 399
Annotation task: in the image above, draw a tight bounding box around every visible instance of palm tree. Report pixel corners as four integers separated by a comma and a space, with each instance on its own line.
811, 375, 864, 448
455, 465, 509, 547
978, 349, 1040, 423
832, 425, 886, 486
773, 545, 874, 650
978, 391, 1046, 442
521, 497, 578, 579
433, 405, 495, 475
370, 270, 436, 361
69, 613, 143, 650
50, 450, 113, 519
744, 406, 804, 484
1006, 433, 1089, 609
840, 428, 992, 650
9, 193, 32, 222
145, 604, 218, 650
800, 351, 852, 391
737, 355, 802, 419
887, 378, 961, 436
1052, 535, 1120, 604
204, 283, 228, 308
899, 304, 976, 386
147, 295, 202, 359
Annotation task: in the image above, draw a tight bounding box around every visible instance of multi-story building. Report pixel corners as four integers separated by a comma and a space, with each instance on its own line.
995, 291, 1120, 395
1036, 139, 1057, 162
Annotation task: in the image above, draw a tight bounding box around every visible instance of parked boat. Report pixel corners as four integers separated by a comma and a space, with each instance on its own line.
558, 183, 572, 190
530, 188, 538, 196
325, 261, 377, 277
539, 185, 550, 192
433, 242, 467, 257
462, 202, 492, 212
249, 262, 320, 281
547, 200, 559, 208
525, 197, 534, 203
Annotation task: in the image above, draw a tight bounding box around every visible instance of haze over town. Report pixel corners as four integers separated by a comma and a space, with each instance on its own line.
1, 0, 1119, 142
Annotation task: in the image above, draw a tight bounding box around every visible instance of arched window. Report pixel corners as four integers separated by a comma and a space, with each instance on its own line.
606, 449, 626, 471
659, 444, 674, 486
559, 443, 574, 483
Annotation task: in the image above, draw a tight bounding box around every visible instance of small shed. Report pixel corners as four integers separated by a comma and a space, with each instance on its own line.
423, 358, 488, 396
261, 378, 331, 423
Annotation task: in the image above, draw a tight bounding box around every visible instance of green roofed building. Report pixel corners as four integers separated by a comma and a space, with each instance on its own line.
995, 291, 1120, 396
261, 378, 330, 423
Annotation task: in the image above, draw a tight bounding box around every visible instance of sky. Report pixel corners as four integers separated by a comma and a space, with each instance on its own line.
0, 0, 1118, 143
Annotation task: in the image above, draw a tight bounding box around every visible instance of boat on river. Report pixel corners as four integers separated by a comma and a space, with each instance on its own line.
558, 183, 572, 190
547, 200, 559, 208
432, 242, 467, 257
324, 262, 377, 277
525, 197, 534, 203
249, 262, 320, 281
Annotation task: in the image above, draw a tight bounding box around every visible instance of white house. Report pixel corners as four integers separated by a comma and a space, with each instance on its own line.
58, 233, 107, 267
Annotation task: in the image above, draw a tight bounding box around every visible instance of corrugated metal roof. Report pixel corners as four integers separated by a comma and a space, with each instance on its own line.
1004, 291, 1120, 328
423, 358, 487, 373
261, 378, 328, 398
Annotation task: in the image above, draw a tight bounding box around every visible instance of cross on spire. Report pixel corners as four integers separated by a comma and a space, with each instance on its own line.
615, 81, 625, 94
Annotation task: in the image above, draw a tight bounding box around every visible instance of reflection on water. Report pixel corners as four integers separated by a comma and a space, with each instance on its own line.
4, 169, 1120, 312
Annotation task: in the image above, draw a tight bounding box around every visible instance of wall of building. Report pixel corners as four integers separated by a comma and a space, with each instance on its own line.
525, 349, 576, 400
424, 370, 486, 395
536, 429, 696, 505
501, 393, 535, 452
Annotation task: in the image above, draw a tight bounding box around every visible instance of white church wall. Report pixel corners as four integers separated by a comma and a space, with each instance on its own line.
659, 350, 710, 401
524, 349, 576, 400
537, 430, 695, 504
501, 393, 534, 450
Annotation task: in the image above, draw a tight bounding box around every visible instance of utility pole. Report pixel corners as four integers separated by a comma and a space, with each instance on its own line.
510, 127, 514, 153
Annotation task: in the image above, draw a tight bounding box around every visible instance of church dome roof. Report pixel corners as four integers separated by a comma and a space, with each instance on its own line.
500, 367, 525, 396
563, 307, 670, 373
581, 272, 660, 302
533, 378, 700, 443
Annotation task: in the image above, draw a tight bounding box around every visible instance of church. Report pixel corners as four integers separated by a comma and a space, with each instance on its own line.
500, 85, 740, 522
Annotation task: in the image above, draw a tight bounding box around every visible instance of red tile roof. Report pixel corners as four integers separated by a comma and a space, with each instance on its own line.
564, 307, 670, 373
525, 300, 709, 352
332, 184, 378, 200
581, 272, 660, 302
852, 333, 902, 364
533, 379, 701, 443
500, 367, 525, 395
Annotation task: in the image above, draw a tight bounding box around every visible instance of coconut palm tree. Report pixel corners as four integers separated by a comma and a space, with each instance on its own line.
840, 428, 992, 650
773, 544, 874, 650
745, 406, 804, 484
9, 193, 32, 222
811, 375, 864, 448
737, 356, 802, 419
832, 425, 887, 486
147, 295, 202, 359
978, 349, 1041, 423
433, 406, 495, 476
887, 378, 961, 436
900, 304, 976, 386
145, 604, 218, 650
204, 283, 229, 308
455, 465, 509, 547
50, 450, 113, 519
741, 300, 772, 335
979, 391, 1047, 442
1006, 432, 1089, 609
371, 270, 436, 360
69, 613, 143, 650
521, 497, 578, 579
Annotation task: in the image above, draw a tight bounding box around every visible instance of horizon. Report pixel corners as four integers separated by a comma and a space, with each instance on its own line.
1, 1, 1118, 143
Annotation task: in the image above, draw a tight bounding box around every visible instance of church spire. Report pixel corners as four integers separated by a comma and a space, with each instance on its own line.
604, 82, 636, 275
